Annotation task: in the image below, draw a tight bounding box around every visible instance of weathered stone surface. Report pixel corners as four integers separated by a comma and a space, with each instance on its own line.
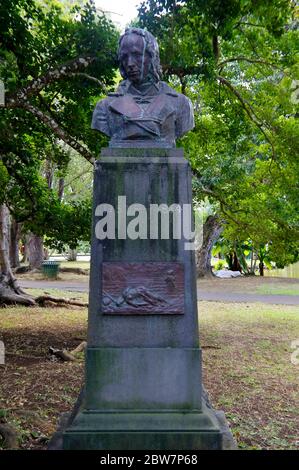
85, 348, 202, 410
87, 149, 198, 349
63, 404, 222, 450
62, 148, 223, 449
54, 387, 236, 450
215, 411, 238, 450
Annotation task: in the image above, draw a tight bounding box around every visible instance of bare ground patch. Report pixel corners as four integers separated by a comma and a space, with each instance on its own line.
0, 306, 86, 449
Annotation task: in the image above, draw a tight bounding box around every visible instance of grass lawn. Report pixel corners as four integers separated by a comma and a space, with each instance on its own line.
17, 271, 89, 282
201, 302, 299, 450
25, 288, 89, 303
0, 300, 298, 449
198, 276, 299, 297
58, 261, 90, 270
255, 284, 299, 296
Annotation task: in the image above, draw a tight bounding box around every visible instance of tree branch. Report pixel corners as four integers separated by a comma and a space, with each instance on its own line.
37, 93, 61, 123
64, 168, 93, 189
217, 75, 276, 160
7, 56, 97, 103
162, 64, 205, 77
234, 21, 267, 30
70, 72, 107, 91
193, 182, 251, 229
19, 101, 95, 164
218, 56, 281, 70
212, 35, 220, 62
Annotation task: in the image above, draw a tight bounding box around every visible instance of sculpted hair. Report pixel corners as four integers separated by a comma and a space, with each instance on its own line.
118, 27, 162, 81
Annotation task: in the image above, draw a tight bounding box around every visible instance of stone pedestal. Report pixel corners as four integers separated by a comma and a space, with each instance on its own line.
63, 148, 222, 450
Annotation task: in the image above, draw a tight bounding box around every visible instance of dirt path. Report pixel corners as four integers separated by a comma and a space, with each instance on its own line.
20, 280, 89, 292
19, 278, 299, 305
198, 290, 299, 305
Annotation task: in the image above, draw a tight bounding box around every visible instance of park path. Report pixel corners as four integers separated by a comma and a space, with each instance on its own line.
197, 290, 299, 305
20, 280, 299, 306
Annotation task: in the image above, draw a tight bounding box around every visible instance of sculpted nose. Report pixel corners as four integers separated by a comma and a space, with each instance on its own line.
127, 55, 135, 68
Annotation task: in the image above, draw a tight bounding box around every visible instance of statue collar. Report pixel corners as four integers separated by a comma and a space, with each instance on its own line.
108, 80, 179, 98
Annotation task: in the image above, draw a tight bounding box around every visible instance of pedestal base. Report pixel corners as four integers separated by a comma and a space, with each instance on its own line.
63, 404, 222, 450
60, 148, 226, 450
63, 347, 222, 449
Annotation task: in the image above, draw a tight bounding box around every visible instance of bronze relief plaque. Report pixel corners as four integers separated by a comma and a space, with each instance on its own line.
102, 262, 184, 315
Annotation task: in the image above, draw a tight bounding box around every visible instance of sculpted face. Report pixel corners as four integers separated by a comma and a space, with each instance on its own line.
119, 33, 151, 84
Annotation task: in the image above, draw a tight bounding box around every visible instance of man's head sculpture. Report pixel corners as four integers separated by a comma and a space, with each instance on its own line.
91, 28, 194, 148
118, 28, 162, 84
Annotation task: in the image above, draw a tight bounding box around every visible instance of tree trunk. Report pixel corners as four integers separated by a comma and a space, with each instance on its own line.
9, 218, 21, 269
28, 233, 44, 270
196, 215, 223, 278
0, 205, 35, 305
212, 35, 220, 62
20, 234, 29, 264
45, 157, 55, 189
58, 177, 64, 201
249, 249, 254, 274
226, 252, 233, 270
259, 261, 264, 276
231, 250, 242, 272
67, 248, 77, 262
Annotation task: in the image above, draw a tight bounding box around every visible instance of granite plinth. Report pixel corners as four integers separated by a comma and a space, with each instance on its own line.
62, 148, 222, 450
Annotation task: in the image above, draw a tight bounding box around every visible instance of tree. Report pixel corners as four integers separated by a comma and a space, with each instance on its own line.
0, 204, 35, 305
196, 214, 224, 277
138, 0, 299, 275
0, 0, 119, 303
48, 149, 94, 256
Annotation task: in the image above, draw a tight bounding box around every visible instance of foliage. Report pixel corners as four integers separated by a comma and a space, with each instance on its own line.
138, 0, 299, 270
43, 198, 92, 251
0, 0, 119, 249
213, 259, 226, 271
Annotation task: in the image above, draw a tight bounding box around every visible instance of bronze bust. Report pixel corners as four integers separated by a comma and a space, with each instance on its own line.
91, 28, 194, 148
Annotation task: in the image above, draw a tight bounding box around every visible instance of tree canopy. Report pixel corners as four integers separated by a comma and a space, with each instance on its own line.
0, 0, 298, 280
0, 0, 119, 249
138, 0, 299, 270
